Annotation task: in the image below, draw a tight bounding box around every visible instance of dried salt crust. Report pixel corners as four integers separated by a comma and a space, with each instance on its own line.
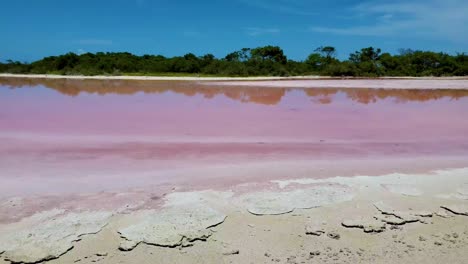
0, 209, 112, 263
1, 168, 468, 263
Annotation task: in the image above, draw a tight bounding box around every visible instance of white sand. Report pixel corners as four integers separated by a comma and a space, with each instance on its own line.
0, 73, 466, 81
2, 73, 467, 89
209, 79, 468, 89
0, 73, 320, 81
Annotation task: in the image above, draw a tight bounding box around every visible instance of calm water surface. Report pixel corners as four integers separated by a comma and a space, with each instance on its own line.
1, 78, 468, 143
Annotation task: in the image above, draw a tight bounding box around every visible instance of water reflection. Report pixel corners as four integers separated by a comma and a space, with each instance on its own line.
1, 77, 468, 105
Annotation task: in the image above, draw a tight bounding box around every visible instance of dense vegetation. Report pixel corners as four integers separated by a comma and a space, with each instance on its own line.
1, 46, 467, 77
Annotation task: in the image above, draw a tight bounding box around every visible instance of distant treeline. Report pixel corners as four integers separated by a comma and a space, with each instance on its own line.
1, 46, 467, 77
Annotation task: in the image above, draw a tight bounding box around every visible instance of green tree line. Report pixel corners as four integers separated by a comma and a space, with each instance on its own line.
1, 46, 467, 77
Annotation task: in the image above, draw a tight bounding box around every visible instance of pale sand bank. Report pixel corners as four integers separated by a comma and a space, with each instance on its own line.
1, 73, 467, 81
209, 79, 468, 89
0, 73, 321, 81
1, 73, 467, 89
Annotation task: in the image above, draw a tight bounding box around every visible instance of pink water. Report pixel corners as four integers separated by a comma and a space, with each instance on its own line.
1, 78, 468, 198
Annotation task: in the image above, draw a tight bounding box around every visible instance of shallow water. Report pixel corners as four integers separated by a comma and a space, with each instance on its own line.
2, 78, 468, 142
1, 78, 468, 197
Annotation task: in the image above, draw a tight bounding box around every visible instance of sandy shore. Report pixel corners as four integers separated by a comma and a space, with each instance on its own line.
0, 73, 322, 81
1, 73, 467, 90
1, 73, 467, 81
208, 79, 468, 89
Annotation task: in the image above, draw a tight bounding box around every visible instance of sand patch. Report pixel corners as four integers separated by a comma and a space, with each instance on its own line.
208, 79, 468, 89
382, 184, 423, 196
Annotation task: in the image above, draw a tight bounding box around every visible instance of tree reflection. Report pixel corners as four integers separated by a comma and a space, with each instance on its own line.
1, 77, 468, 105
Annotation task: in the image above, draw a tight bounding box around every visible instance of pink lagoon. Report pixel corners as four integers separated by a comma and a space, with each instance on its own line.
1, 78, 468, 198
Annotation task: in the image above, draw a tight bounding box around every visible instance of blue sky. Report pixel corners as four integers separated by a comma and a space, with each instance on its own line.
1, 0, 467, 62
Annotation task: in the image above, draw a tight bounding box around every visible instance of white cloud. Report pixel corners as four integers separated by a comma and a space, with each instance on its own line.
309, 0, 468, 42
246, 27, 280, 36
